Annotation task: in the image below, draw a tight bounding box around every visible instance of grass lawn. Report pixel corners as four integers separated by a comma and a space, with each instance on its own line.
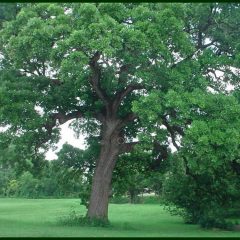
0, 198, 239, 237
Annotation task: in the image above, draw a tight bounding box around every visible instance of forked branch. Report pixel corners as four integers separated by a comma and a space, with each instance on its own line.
112, 84, 145, 112
89, 51, 109, 106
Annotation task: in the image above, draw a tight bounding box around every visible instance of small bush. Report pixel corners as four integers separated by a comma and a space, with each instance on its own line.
6, 179, 19, 197
58, 208, 110, 227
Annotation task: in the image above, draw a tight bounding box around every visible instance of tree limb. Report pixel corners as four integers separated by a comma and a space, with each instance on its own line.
150, 141, 169, 170
112, 84, 145, 112
117, 64, 132, 84
41, 110, 84, 145
170, 39, 215, 70
51, 111, 83, 125
116, 112, 138, 130
162, 117, 180, 150
89, 51, 109, 106
170, 52, 196, 69
162, 117, 197, 177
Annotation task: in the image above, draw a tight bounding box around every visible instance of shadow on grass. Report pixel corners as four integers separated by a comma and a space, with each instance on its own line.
56, 207, 138, 232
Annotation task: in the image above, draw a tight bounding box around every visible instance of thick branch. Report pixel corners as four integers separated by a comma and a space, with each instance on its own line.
116, 112, 138, 130
112, 84, 145, 113
162, 117, 196, 177
170, 40, 215, 69
89, 51, 109, 106
93, 111, 105, 122
162, 117, 180, 150
52, 111, 83, 125
40, 110, 83, 146
151, 141, 169, 170
162, 117, 197, 178
117, 64, 132, 84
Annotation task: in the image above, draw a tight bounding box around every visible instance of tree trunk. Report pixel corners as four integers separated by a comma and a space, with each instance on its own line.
86, 121, 120, 221
129, 189, 135, 204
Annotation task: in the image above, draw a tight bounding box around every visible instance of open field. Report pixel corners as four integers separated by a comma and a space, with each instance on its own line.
0, 198, 239, 237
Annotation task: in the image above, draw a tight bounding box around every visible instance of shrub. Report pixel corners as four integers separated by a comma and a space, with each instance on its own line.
59, 208, 110, 227
6, 179, 19, 197
162, 166, 239, 230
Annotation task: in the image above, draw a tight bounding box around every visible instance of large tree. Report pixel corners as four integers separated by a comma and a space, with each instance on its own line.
0, 3, 239, 222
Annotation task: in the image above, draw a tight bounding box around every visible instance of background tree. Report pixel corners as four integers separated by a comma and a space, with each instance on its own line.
0, 131, 47, 177
56, 142, 96, 204
112, 144, 170, 203
112, 150, 151, 203
0, 3, 239, 223
0, 165, 15, 196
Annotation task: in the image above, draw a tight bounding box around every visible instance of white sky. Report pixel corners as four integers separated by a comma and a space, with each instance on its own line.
45, 121, 86, 160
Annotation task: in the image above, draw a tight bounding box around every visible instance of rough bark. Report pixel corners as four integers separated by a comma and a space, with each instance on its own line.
86, 119, 120, 221
85, 52, 142, 221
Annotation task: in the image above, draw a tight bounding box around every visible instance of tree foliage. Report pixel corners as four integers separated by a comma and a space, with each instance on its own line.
0, 3, 240, 225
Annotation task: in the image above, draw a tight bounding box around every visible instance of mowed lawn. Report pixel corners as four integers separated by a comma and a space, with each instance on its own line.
0, 198, 239, 237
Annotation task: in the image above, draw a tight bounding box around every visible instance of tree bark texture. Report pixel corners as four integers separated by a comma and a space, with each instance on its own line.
86, 119, 120, 220
86, 53, 142, 221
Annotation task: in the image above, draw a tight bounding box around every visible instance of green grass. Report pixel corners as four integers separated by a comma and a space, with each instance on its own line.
0, 198, 239, 237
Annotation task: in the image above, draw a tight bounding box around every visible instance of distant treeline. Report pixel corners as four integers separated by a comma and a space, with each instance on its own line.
0, 166, 81, 198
